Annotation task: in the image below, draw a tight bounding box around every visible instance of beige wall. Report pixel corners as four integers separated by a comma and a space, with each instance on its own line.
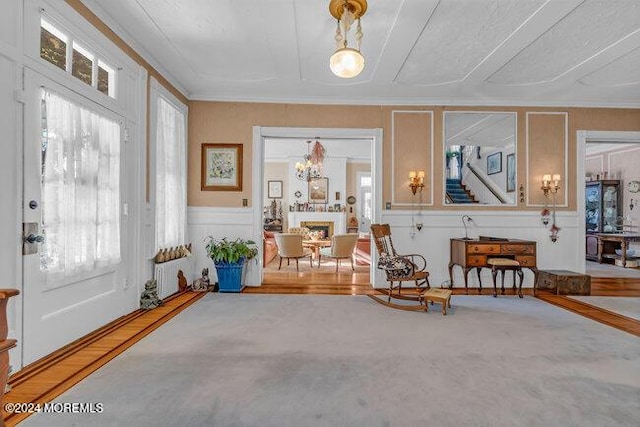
188, 102, 640, 211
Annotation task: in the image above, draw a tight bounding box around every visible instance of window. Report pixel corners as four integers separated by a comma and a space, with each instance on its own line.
154, 91, 187, 250
40, 18, 116, 98
40, 89, 121, 277
40, 20, 67, 71
71, 42, 93, 85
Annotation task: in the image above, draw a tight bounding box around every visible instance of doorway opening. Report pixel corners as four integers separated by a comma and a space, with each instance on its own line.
252, 127, 382, 289
579, 131, 640, 279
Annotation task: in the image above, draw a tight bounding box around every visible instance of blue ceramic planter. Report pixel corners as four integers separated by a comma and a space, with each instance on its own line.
215, 259, 246, 293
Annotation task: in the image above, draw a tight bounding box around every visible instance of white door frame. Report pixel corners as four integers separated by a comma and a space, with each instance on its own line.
252, 126, 383, 287
576, 130, 640, 273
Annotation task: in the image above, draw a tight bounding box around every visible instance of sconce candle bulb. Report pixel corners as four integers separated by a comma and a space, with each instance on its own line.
409, 169, 425, 195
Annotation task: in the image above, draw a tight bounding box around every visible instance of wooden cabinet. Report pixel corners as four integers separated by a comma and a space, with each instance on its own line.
586, 180, 620, 233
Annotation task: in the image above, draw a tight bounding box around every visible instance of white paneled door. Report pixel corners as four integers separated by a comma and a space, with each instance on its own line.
22, 70, 130, 364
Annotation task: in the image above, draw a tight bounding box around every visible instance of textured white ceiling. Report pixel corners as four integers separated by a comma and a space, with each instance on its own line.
83, 0, 640, 106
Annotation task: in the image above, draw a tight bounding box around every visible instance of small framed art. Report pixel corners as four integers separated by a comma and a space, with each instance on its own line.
201, 143, 243, 191
267, 180, 283, 199
487, 152, 502, 175
308, 177, 329, 204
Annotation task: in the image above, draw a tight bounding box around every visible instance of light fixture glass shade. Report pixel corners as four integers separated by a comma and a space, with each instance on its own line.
330, 47, 364, 78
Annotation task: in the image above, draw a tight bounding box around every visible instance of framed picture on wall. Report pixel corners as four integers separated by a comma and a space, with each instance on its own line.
506, 153, 516, 192
201, 143, 243, 191
267, 180, 283, 199
487, 152, 502, 175
308, 177, 329, 204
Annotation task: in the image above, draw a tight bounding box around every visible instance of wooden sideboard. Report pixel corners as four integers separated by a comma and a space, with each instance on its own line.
449, 237, 537, 292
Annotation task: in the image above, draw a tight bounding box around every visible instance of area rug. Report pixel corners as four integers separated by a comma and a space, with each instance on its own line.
23, 294, 640, 427
568, 296, 640, 321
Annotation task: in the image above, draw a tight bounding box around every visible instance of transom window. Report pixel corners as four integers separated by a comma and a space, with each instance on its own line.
40, 19, 116, 98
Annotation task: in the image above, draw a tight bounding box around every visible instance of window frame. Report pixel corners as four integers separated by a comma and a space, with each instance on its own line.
149, 77, 189, 253
40, 17, 117, 99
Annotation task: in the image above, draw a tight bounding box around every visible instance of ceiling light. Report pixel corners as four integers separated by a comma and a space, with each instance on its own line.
329, 0, 367, 78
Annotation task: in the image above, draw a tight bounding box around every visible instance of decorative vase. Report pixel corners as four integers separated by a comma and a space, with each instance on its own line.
215, 259, 246, 293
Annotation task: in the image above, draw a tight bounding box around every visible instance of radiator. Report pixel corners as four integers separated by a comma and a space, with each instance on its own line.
153, 256, 194, 299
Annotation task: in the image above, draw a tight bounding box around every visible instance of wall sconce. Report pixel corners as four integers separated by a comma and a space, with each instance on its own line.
409, 170, 425, 195
541, 174, 561, 196
408, 169, 425, 237
541, 173, 561, 242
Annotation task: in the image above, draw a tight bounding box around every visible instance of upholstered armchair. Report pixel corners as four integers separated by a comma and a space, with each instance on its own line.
274, 233, 313, 271
318, 233, 359, 272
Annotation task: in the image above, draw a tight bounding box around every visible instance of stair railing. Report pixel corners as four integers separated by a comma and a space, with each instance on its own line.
465, 162, 508, 204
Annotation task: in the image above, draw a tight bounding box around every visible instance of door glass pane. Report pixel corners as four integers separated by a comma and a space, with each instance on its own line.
40, 89, 121, 277
72, 43, 93, 86
40, 23, 66, 71
97, 65, 109, 95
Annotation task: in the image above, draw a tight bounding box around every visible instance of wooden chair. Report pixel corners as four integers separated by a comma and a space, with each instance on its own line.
274, 233, 313, 271
369, 224, 433, 311
317, 233, 359, 271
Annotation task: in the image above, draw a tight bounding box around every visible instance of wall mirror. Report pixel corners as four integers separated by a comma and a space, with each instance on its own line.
444, 112, 517, 205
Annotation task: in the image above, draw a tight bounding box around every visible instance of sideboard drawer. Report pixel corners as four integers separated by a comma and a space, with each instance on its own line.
515, 256, 536, 267
503, 244, 535, 255
467, 255, 486, 266
467, 244, 500, 254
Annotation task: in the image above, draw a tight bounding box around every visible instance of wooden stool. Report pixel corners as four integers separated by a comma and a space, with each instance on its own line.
422, 289, 453, 315
487, 258, 523, 298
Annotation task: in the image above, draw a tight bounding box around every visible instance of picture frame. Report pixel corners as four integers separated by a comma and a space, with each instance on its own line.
487, 152, 502, 175
308, 177, 329, 204
267, 180, 283, 199
506, 153, 516, 192
201, 143, 243, 191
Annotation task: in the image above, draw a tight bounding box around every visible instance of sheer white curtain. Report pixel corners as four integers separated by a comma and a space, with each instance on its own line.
41, 89, 121, 279
155, 96, 186, 250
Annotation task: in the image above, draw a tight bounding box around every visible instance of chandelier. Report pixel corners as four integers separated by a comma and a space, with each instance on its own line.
295, 139, 326, 181
329, 0, 367, 78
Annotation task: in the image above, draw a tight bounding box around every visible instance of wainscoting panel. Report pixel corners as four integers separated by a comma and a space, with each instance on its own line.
380, 210, 579, 288
190, 206, 580, 290
391, 111, 433, 206
526, 112, 568, 207
187, 207, 259, 286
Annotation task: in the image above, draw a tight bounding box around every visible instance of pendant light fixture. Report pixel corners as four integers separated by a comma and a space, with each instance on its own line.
329, 0, 367, 78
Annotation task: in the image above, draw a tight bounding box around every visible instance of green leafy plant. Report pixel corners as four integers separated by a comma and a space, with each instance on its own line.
205, 237, 258, 264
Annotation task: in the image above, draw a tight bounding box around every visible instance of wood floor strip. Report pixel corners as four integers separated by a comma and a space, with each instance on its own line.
536, 294, 640, 337
2, 291, 206, 427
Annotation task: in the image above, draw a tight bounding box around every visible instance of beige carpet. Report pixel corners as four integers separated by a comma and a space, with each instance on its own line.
22, 294, 640, 427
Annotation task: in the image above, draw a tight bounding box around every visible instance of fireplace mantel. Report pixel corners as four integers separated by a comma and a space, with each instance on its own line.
288, 212, 346, 236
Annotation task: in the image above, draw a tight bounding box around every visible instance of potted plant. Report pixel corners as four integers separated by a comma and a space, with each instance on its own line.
205, 237, 258, 293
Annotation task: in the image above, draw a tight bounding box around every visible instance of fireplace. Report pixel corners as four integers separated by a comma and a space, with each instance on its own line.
300, 221, 334, 239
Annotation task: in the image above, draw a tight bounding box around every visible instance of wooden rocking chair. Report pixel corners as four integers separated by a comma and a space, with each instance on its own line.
369, 224, 431, 311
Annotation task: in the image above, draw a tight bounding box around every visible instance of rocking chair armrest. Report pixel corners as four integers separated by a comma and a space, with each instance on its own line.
397, 253, 427, 271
